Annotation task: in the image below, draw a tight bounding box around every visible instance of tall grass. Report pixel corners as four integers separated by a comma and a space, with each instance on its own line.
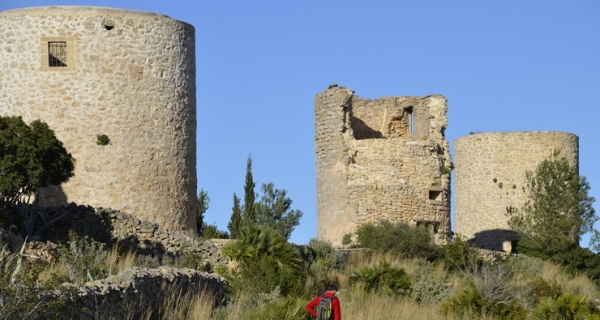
37, 245, 137, 283
541, 261, 599, 299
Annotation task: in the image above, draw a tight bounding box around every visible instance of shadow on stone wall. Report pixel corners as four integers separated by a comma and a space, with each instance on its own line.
351, 116, 383, 140
38, 184, 69, 207
471, 229, 520, 252
39, 203, 113, 244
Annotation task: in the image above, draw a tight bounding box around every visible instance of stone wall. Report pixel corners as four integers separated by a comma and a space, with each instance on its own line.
29, 204, 225, 266
454, 131, 579, 250
61, 267, 226, 320
315, 84, 452, 245
0, 6, 197, 232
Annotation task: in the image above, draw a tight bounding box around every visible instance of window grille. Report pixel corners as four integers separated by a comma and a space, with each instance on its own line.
48, 42, 67, 67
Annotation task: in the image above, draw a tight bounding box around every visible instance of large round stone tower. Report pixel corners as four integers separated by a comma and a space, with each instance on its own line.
315, 85, 452, 246
0, 6, 197, 232
454, 131, 579, 251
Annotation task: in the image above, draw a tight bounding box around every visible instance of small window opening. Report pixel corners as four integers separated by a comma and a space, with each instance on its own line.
406, 107, 415, 135
103, 19, 115, 31
429, 190, 442, 201
48, 42, 67, 67
416, 220, 440, 235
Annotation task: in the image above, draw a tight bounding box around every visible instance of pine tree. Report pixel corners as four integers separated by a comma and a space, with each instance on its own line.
242, 155, 257, 224
228, 193, 242, 239
255, 182, 303, 239
507, 150, 596, 256
196, 189, 209, 236
229, 155, 303, 240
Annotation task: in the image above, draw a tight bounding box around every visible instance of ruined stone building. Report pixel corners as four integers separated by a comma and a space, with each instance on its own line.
315, 85, 452, 246
0, 7, 197, 232
454, 131, 579, 251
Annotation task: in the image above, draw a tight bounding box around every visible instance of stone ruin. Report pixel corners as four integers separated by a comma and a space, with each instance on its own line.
314, 84, 452, 246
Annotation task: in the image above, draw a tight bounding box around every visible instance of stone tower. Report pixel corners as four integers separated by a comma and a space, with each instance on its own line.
315, 84, 452, 246
0, 7, 197, 232
454, 131, 579, 251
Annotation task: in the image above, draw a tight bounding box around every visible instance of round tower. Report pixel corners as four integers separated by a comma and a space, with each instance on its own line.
0, 7, 197, 232
454, 131, 578, 250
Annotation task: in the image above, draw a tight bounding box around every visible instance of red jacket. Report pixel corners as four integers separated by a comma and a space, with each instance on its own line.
306, 291, 341, 320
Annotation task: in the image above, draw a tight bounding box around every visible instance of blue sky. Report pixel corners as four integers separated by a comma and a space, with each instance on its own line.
2, 1, 599, 245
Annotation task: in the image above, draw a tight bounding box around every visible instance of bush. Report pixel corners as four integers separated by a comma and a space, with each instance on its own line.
203, 223, 229, 239
57, 231, 109, 284
222, 225, 305, 300
306, 239, 347, 292
356, 220, 440, 260
0, 244, 77, 319
532, 293, 600, 320
410, 260, 452, 304
445, 261, 528, 319
438, 236, 482, 271
442, 284, 527, 319
349, 260, 411, 296
342, 233, 352, 246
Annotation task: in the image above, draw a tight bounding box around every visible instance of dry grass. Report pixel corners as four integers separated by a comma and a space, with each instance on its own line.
37, 245, 138, 283
155, 288, 216, 320
541, 261, 599, 299
339, 283, 494, 320
105, 246, 137, 273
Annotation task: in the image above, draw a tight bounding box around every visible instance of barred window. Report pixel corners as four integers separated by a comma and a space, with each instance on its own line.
48, 42, 68, 67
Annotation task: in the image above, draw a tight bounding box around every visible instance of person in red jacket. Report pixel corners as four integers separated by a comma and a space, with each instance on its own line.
306, 284, 342, 320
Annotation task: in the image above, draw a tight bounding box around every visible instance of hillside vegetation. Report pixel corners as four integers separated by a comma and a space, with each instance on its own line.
1, 117, 599, 319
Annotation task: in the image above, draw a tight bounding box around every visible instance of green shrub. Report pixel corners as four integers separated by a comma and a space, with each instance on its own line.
349, 260, 411, 296
410, 260, 451, 304
57, 231, 109, 284
307, 238, 346, 270
306, 239, 346, 292
550, 246, 600, 285
445, 261, 528, 319
203, 223, 229, 239
442, 284, 527, 319
356, 220, 440, 260
0, 244, 77, 320
439, 236, 482, 271
528, 277, 563, 302
222, 225, 305, 300
532, 293, 600, 320
342, 233, 352, 246
96, 134, 110, 145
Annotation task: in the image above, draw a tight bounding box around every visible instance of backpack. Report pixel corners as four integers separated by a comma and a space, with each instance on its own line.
316, 293, 336, 320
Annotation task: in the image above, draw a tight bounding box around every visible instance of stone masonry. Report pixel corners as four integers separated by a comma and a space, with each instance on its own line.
315, 84, 452, 246
0, 7, 197, 232
60, 266, 226, 320
454, 131, 579, 251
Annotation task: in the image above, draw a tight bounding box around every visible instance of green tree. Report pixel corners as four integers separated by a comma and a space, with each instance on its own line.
255, 182, 303, 240
0, 116, 75, 208
221, 224, 304, 298
196, 189, 209, 236
228, 192, 242, 239
229, 155, 303, 240
202, 223, 229, 239
242, 155, 257, 224
507, 150, 596, 257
